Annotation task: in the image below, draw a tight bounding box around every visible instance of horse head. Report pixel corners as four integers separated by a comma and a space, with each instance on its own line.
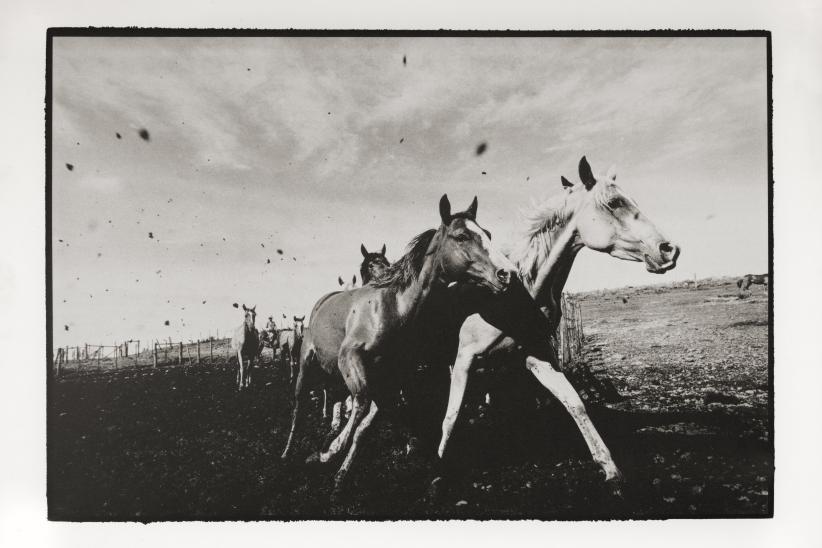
434, 194, 515, 293
293, 315, 305, 337
360, 243, 390, 284
241, 304, 257, 328
562, 156, 680, 274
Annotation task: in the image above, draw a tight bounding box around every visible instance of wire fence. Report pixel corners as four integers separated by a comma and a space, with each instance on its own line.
52, 337, 279, 377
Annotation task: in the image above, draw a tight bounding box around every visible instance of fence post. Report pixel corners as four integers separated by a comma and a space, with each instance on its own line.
56, 348, 63, 377
136, 341, 140, 365
114, 342, 118, 369
84, 343, 88, 360
97, 346, 101, 370
178, 342, 183, 365
153, 343, 158, 368
210, 339, 213, 365
197, 340, 201, 365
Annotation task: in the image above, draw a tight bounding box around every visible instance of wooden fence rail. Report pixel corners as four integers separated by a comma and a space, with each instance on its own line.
557, 293, 585, 370
52, 337, 237, 377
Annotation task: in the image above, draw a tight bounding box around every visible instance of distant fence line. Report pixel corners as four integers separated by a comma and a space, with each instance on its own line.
52, 337, 255, 377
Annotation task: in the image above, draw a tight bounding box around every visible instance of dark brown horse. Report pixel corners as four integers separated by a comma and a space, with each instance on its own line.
360, 243, 390, 284
281, 195, 516, 492
230, 304, 259, 391
738, 273, 768, 291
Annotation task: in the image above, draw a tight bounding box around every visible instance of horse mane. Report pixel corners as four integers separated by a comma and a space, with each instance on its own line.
372, 229, 437, 290
508, 192, 575, 287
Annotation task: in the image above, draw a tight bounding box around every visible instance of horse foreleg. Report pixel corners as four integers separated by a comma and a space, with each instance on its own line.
525, 356, 622, 483
237, 350, 245, 391
333, 399, 378, 490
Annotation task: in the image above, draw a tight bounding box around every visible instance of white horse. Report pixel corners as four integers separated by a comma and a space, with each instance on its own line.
436, 156, 680, 484
230, 304, 259, 391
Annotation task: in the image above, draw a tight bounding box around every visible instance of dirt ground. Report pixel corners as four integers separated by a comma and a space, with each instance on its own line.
48, 278, 772, 520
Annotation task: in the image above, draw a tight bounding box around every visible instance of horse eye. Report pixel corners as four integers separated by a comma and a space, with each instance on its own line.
608, 198, 622, 209
455, 233, 471, 242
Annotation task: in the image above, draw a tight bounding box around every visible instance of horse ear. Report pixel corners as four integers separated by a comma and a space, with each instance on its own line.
579, 156, 597, 190
606, 164, 617, 181
361, 243, 368, 258
338, 276, 344, 286
381, 243, 386, 256
252, 305, 256, 312
439, 194, 451, 223
352, 275, 357, 285
242, 304, 247, 311
466, 196, 478, 220
561, 175, 574, 188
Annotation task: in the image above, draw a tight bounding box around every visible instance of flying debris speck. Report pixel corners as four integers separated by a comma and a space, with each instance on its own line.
266, 258, 271, 264
261, 243, 265, 248
232, 303, 239, 308
202, 300, 206, 304
403, 55, 407, 66
526, 176, 530, 181
164, 320, 170, 326
481, 171, 487, 175
116, 132, 122, 139
64, 325, 69, 331
138, 128, 150, 141
148, 232, 154, 239
400, 138, 404, 143
276, 249, 284, 255
66, 163, 74, 171
476, 142, 487, 155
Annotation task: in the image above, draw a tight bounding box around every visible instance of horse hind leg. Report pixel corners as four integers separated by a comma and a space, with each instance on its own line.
237, 350, 245, 391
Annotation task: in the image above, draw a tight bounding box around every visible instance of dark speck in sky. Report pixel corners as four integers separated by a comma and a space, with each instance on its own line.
148, 232, 154, 239
261, 243, 265, 248
66, 163, 74, 171
481, 171, 487, 175
266, 258, 271, 264
232, 303, 239, 308
400, 138, 404, 143
97, 252, 102, 258
476, 142, 487, 155
247, 67, 251, 71
64, 325, 69, 331
202, 300, 206, 304
403, 55, 407, 66
115, 132, 122, 139
276, 249, 284, 255
138, 128, 150, 141
164, 320, 170, 326
526, 176, 530, 181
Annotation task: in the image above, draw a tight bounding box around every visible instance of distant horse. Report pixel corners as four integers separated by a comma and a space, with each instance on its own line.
281, 194, 516, 494
337, 275, 358, 290
738, 273, 768, 291
230, 304, 259, 391
435, 156, 680, 486
276, 316, 306, 383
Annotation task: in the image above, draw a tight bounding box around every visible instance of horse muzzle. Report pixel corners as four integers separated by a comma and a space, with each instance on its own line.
644, 242, 680, 274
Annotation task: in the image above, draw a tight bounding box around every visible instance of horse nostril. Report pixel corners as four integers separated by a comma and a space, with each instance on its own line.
496, 269, 511, 285
659, 242, 674, 256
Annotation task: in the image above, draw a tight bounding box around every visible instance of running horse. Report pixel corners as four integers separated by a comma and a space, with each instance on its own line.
738, 273, 768, 291
435, 156, 680, 486
281, 195, 516, 493
231, 304, 259, 391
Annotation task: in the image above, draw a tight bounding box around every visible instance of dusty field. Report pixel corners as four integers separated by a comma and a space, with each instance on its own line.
48, 278, 771, 520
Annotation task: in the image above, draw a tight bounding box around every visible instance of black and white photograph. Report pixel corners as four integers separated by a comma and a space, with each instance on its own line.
44, 30, 774, 521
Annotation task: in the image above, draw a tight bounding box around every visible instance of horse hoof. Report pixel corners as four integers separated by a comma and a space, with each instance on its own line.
427, 476, 448, 502
605, 470, 626, 498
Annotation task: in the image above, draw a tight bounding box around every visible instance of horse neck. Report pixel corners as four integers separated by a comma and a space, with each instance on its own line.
393, 235, 446, 321
512, 197, 584, 325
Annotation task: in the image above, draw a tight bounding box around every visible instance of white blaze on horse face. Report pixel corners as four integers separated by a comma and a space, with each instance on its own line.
465, 219, 516, 275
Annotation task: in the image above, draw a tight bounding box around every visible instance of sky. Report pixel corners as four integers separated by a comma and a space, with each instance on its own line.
51, 36, 768, 348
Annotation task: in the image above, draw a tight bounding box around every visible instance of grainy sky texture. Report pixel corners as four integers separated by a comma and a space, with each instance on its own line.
52, 36, 768, 347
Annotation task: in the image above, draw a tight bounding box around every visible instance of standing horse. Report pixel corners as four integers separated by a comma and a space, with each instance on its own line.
435, 156, 680, 485
738, 273, 768, 291
276, 316, 306, 384
281, 195, 516, 493
231, 304, 259, 391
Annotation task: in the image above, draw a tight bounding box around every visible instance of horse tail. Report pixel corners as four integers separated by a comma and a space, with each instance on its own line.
281, 345, 315, 460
